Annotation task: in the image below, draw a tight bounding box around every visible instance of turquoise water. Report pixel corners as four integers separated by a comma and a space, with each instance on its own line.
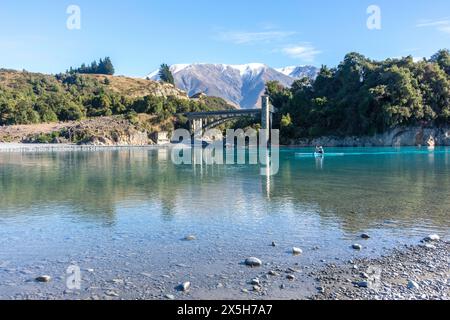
0, 147, 449, 297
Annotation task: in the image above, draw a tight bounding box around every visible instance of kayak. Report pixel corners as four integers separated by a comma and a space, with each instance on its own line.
296, 152, 344, 158
314, 152, 324, 158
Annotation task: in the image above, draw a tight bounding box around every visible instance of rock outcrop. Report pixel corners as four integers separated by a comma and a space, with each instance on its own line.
291, 127, 450, 147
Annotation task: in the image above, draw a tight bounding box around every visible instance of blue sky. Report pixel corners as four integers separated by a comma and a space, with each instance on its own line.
0, 0, 449, 76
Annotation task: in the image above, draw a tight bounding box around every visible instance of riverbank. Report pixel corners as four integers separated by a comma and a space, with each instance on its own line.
290, 126, 450, 147
0, 114, 173, 146
312, 239, 449, 300
0, 143, 167, 152
1, 237, 447, 300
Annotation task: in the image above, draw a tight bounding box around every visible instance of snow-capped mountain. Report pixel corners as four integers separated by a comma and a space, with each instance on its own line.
147, 63, 318, 109
276, 65, 319, 79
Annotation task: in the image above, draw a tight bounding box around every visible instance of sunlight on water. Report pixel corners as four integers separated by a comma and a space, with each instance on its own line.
0, 147, 448, 272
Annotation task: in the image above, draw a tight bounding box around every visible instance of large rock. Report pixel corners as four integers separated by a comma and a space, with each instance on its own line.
244, 257, 262, 267
423, 234, 440, 242
292, 126, 450, 147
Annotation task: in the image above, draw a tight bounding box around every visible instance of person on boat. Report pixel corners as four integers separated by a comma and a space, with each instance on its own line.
315, 146, 324, 155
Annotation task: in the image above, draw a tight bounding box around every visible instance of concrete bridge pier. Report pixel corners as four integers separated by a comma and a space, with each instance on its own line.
191, 118, 203, 138
261, 95, 272, 131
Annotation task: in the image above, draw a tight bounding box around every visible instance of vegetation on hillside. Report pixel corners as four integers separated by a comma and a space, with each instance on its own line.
0, 70, 234, 127
67, 57, 115, 75
267, 49, 450, 140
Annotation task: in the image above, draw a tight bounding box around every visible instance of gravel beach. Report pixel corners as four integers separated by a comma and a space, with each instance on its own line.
1, 239, 448, 300
311, 240, 449, 300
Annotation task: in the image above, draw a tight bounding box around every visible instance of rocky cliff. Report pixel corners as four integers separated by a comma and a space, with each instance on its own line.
291, 127, 450, 147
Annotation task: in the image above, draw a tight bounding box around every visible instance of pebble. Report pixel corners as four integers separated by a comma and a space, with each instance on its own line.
361, 234, 371, 239
111, 279, 124, 284
244, 257, 262, 267
250, 278, 260, 286
252, 285, 262, 292
179, 282, 191, 292
352, 244, 363, 250
165, 294, 175, 300
268, 270, 278, 276
271, 242, 277, 247
105, 290, 119, 297
184, 235, 196, 241
407, 280, 420, 290
292, 247, 303, 255
286, 275, 296, 281
35, 275, 51, 283
357, 281, 369, 288
423, 234, 440, 242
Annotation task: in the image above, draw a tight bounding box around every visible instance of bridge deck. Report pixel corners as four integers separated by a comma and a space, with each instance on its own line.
182, 109, 261, 119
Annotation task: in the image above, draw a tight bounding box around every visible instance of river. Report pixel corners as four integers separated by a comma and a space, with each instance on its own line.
0, 146, 448, 299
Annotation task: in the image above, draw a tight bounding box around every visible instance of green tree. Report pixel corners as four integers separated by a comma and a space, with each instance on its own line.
99, 57, 115, 75
430, 49, 450, 75
159, 64, 175, 85
59, 102, 85, 121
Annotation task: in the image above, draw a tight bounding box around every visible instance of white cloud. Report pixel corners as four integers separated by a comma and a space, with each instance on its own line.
281, 44, 321, 62
416, 18, 450, 34
216, 30, 296, 45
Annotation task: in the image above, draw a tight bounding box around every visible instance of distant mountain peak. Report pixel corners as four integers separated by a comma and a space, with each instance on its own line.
276, 65, 318, 79
146, 63, 318, 108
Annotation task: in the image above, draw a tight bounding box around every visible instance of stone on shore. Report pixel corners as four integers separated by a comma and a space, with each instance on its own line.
361, 234, 371, 239
35, 275, 51, 283
292, 247, 303, 255
357, 281, 369, 288
407, 280, 420, 290
178, 282, 191, 292
352, 244, 363, 250
184, 235, 196, 241
423, 234, 440, 242
244, 257, 262, 267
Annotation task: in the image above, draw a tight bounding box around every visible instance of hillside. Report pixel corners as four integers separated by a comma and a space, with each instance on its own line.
0, 69, 189, 103
0, 69, 235, 128
86, 74, 188, 99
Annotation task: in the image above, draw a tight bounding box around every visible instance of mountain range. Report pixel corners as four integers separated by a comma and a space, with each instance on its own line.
147, 63, 318, 109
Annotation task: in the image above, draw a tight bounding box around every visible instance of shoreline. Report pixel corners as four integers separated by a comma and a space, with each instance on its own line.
312, 240, 449, 300
1, 238, 447, 300
0, 143, 171, 152
1, 142, 450, 151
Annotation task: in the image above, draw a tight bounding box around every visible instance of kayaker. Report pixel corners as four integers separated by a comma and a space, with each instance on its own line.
315, 146, 324, 155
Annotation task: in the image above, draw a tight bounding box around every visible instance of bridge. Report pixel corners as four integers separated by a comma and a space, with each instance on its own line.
181, 96, 276, 136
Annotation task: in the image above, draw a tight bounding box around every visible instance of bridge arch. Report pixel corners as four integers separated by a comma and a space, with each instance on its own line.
181, 96, 275, 136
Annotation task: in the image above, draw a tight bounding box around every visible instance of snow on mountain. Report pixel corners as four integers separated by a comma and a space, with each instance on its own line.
146, 63, 318, 109
276, 65, 319, 79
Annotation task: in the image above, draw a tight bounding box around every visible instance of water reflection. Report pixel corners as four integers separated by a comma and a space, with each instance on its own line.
0, 148, 449, 236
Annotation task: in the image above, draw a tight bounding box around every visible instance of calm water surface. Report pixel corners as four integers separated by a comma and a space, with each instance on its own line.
0, 147, 449, 298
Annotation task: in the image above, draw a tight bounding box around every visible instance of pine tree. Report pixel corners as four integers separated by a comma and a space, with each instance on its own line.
159, 64, 175, 85
100, 57, 115, 75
